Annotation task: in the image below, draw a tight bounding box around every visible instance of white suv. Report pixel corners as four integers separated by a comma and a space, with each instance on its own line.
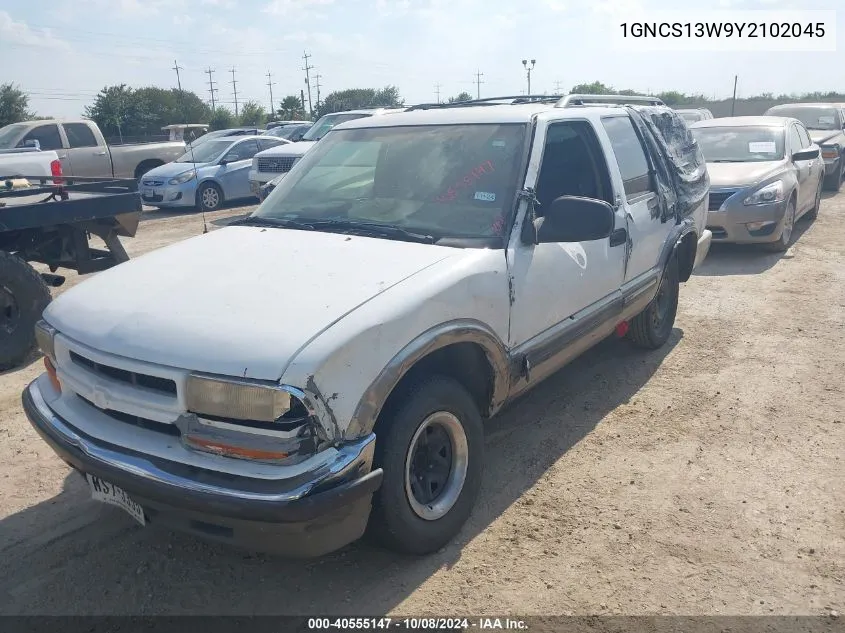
25, 95, 711, 558
248, 108, 406, 196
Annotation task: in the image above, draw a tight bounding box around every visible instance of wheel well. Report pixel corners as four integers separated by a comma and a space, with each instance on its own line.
374, 343, 495, 432
676, 232, 697, 283
134, 160, 163, 179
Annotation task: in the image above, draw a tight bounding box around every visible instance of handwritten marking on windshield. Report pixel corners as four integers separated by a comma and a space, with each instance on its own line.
436, 160, 495, 202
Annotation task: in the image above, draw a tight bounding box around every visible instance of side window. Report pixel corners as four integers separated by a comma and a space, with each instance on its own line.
788, 125, 802, 154
229, 139, 260, 160
63, 123, 98, 148
796, 124, 812, 149
257, 138, 284, 151
600, 115, 653, 199
534, 121, 612, 213
18, 124, 63, 151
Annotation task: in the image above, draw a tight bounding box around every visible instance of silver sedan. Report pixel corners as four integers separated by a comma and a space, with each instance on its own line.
690, 116, 825, 252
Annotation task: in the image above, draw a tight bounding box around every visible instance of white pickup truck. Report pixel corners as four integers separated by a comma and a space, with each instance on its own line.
0, 146, 60, 181
0, 119, 185, 180
24, 95, 711, 558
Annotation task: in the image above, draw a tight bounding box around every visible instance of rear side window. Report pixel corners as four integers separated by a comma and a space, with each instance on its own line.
64, 123, 98, 148
18, 124, 63, 151
257, 138, 285, 151
601, 116, 653, 198
233, 139, 261, 159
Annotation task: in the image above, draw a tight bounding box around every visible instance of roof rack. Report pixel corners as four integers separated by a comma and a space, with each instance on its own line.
556, 94, 665, 108
407, 95, 563, 110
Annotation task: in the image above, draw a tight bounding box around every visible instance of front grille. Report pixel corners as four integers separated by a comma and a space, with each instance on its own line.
142, 179, 165, 186
77, 395, 181, 437
69, 351, 177, 396
257, 157, 296, 173
708, 191, 736, 211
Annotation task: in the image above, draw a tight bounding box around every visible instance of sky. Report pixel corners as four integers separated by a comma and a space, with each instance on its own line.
1, 0, 843, 120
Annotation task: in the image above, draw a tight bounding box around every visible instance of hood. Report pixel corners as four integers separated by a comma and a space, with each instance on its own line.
44, 226, 456, 381
143, 161, 209, 179
808, 130, 841, 145
706, 161, 786, 188
255, 140, 315, 159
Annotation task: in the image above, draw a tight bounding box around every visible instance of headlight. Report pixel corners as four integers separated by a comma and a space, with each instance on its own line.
168, 170, 197, 185
185, 373, 293, 422
252, 157, 259, 169
34, 320, 56, 360
743, 181, 785, 206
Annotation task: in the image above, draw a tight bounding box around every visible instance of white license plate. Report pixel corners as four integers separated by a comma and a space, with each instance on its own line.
86, 474, 146, 526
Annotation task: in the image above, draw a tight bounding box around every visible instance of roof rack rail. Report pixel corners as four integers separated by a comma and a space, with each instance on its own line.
556, 94, 665, 108
407, 95, 563, 110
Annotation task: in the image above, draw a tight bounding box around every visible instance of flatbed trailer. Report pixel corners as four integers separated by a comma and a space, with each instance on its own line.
0, 176, 141, 369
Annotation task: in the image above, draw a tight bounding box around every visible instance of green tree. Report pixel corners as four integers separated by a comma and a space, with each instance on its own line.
0, 83, 34, 128
208, 107, 236, 131
570, 81, 615, 95
238, 100, 266, 126
448, 92, 473, 103
317, 85, 404, 116
277, 95, 306, 120
655, 90, 687, 106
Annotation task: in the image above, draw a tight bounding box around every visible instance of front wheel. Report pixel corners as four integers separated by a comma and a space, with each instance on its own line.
0, 252, 52, 370
804, 176, 823, 221
196, 182, 223, 212
628, 255, 679, 350
764, 198, 796, 253
367, 376, 484, 555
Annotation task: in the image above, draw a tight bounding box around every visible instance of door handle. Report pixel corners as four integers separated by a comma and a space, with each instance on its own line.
609, 228, 628, 247
93, 151, 107, 156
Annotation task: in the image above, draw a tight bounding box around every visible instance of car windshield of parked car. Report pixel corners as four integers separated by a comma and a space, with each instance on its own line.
692, 126, 785, 163
768, 106, 839, 130
679, 111, 704, 123
0, 124, 28, 149
254, 123, 527, 241
175, 139, 233, 163
300, 113, 371, 141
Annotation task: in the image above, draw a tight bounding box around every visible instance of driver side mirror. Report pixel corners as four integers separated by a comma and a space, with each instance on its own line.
221, 154, 241, 165
792, 148, 819, 162
525, 196, 615, 245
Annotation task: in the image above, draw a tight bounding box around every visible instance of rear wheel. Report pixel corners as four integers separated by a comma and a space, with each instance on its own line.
367, 376, 484, 555
0, 252, 52, 370
134, 160, 163, 181
764, 198, 796, 253
628, 255, 679, 350
196, 182, 223, 212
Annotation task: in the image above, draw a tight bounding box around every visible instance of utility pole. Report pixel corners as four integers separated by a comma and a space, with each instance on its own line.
302, 51, 315, 118
522, 59, 536, 95
314, 73, 322, 111
172, 60, 188, 126
554, 80, 564, 94
730, 75, 738, 116
266, 71, 275, 117
205, 68, 218, 112
230, 68, 239, 118
474, 70, 484, 99
434, 82, 442, 103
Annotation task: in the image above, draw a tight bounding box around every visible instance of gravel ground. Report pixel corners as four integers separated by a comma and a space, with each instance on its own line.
0, 196, 842, 616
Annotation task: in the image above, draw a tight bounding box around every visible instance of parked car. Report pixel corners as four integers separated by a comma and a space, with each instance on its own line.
763, 103, 845, 192
0, 145, 60, 181
248, 108, 406, 195
675, 108, 714, 124
266, 120, 302, 130
264, 123, 311, 142
186, 128, 262, 150
23, 95, 711, 558
140, 135, 289, 211
690, 116, 824, 251
0, 120, 185, 180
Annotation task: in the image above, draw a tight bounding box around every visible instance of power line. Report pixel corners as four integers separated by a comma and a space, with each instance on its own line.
230, 67, 239, 118
266, 70, 275, 115
474, 69, 484, 99
205, 68, 218, 112
302, 51, 315, 118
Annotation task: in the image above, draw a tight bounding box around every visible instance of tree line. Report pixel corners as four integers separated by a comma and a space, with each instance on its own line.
3, 81, 844, 133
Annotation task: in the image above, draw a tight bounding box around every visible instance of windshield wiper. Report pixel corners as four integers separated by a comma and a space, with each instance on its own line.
229, 216, 317, 230
299, 219, 438, 244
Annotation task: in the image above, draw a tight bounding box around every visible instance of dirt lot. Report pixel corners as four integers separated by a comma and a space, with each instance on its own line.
0, 196, 842, 616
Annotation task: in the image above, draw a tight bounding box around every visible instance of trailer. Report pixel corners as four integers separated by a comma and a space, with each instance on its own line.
0, 176, 141, 369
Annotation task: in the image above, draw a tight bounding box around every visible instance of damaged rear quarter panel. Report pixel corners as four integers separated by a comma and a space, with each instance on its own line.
280, 249, 511, 441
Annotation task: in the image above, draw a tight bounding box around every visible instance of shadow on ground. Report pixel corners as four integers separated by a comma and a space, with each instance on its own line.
0, 331, 680, 615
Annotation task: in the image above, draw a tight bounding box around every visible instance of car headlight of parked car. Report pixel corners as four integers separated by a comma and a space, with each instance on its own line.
185, 373, 294, 421
168, 170, 197, 185
743, 180, 785, 206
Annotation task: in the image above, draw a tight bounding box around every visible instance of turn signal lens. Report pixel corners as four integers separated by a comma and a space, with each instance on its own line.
44, 357, 61, 393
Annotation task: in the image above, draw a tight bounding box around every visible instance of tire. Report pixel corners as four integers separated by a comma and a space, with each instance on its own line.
763, 198, 796, 253
367, 376, 484, 555
134, 160, 162, 181
0, 252, 52, 371
627, 255, 679, 350
196, 182, 223, 212
804, 176, 823, 221
822, 161, 843, 192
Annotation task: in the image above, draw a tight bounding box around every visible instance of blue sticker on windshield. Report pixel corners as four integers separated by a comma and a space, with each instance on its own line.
475, 191, 496, 202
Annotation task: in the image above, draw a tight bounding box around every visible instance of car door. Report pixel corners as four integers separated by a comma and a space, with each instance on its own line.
508, 118, 627, 367
788, 123, 811, 212
16, 124, 68, 174
216, 138, 262, 200
599, 113, 669, 286
62, 122, 112, 178
795, 122, 823, 211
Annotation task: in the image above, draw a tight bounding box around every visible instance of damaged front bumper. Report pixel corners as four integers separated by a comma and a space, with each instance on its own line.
22, 379, 382, 557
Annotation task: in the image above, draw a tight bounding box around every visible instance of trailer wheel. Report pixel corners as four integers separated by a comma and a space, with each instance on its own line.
0, 252, 52, 371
